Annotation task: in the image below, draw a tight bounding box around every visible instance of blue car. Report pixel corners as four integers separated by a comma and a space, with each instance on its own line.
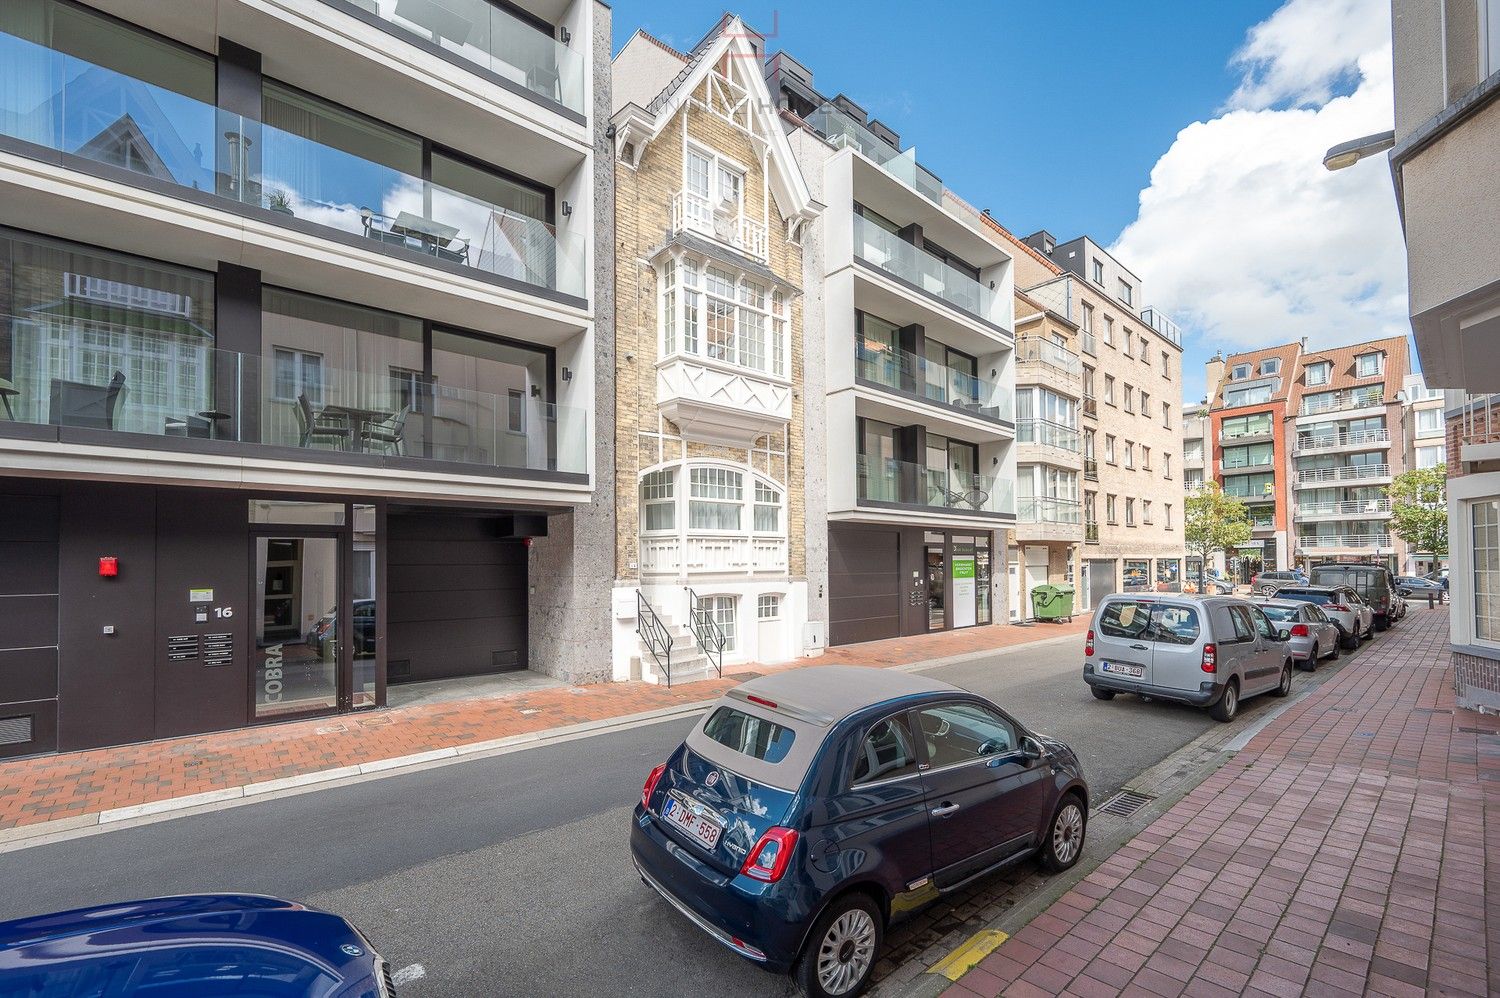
632, 667, 1088, 998
0, 894, 394, 996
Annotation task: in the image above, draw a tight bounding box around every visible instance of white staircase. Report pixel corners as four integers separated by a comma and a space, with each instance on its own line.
633, 594, 720, 687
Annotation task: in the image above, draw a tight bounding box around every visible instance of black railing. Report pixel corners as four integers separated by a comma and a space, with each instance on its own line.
636, 590, 673, 687
685, 587, 726, 678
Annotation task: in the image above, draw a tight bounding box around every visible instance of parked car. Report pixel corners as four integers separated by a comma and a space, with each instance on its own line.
0, 894, 394, 996
1250, 570, 1308, 596
1272, 585, 1373, 649
1396, 575, 1446, 599
1310, 564, 1398, 630
1084, 594, 1294, 723
632, 667, 1088, 998
1252, 597, 1342, 670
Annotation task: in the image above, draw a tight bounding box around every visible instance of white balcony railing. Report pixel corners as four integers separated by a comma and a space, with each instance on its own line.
1297, 463, 1391, 484
1293, 428, 1391, 453
639, 534, 789, 576
1297, 534, 1392, 550
1016, 337, 1082, 378
1297, 498, 1393, 517
1299, 386, 1384, 417
670, 190, 769, 261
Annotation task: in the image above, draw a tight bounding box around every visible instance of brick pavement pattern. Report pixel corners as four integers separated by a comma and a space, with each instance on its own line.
951, 606, 1500, 998
0, 618, 1087, 833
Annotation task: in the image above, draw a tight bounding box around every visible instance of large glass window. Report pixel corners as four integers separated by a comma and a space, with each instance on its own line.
1225, 385, 1273, 407
431, 328, 550, 467
1475, 500, 1500, 643
857, 418, 900, 502
1223, 472, 1277, 498
1221, 412, 1272, 439
689, 467, 743, 530
1223, 442, 1275, 469
641, 469, 675, 531
254, 535, 339, 719
1416, 408, 1443, 435
659, 253, 788, 378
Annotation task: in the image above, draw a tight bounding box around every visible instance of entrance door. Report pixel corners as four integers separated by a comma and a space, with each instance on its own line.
1007, 551, 1020, 621
252, 535, 340, 720
1024, 548, 1048, 619
926, 543, 946, 631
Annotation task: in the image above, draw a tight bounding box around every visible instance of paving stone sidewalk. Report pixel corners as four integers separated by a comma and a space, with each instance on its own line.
0, 617, 1086, 835
949, 606, 1500, 998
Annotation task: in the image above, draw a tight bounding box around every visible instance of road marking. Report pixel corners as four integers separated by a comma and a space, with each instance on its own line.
392, 963, 426, 986
927, 928, 1008, 981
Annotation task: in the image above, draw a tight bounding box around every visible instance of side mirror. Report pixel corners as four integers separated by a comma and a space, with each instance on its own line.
1277, 628, 1291, 642
1019, 736, 1044, 761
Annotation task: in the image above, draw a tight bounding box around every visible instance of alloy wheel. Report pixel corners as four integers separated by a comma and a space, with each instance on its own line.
817, 908, 876, 995
1280, 664, 1292, 695
1223, 684, 1237, 719
1053, 801, 1085, 865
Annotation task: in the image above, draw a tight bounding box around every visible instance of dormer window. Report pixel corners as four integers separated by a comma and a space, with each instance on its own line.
1231, 363, 1251, 380
1356, 352, 1383, 378
1259, 358, 1281, 376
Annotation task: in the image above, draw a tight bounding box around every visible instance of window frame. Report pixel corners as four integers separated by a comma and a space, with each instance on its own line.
912, 700, 1022, 775
846, 710, 922, 789
658, 250, 789, 381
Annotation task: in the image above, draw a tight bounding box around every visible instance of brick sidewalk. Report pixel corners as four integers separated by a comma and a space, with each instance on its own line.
0, 617, 1087, 835
950, 606, 1500, 998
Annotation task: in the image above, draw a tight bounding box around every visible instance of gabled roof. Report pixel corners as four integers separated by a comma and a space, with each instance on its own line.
1212, 342, 1302, 409
1289, 335, 1410, 411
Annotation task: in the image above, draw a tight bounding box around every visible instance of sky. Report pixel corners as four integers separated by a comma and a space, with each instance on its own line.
609, 0, 1411, 408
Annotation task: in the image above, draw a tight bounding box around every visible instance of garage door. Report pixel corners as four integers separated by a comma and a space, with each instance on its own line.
829, 525, 900, 645
1088, 559, 1116, 610
387, 514, 527, 683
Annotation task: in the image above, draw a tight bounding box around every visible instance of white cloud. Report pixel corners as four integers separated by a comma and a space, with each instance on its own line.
1112, 0, 1407, 393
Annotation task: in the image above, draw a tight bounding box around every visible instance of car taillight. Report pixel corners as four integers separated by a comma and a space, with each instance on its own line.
1085, 629, 1095, 657
1201, 643, 1216, 673
1326, 603, 1349, 612
642, 762, 667, 811
741, 827, 799, 882
1291, 623, 1310, 637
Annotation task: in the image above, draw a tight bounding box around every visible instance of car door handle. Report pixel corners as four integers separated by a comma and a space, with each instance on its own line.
930, 803, 961, 818
1129, 643, 1148, 650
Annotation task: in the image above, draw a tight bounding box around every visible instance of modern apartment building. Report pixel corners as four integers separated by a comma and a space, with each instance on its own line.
1384, 0, 1500, 707
1019, 233, 1185, 610
1181, 403, 1208, 576
0, 0, 611, 757
770, 55, 1018, 645
607, 17, 820, 681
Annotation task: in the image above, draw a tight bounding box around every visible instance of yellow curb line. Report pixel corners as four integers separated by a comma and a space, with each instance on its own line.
927, 928, 1009, 982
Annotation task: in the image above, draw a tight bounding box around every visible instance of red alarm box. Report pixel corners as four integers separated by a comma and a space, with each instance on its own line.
98, 557, 119, 578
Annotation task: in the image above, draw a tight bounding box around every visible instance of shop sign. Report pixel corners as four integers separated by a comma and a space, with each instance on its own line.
952, 555, 976, 628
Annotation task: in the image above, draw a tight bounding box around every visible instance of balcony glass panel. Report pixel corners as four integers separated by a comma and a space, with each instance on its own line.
1017, 496, 1083, 524
1017, 419, 1081, 452
1016, 337, 1081, 376
853, 214, 993, 321
344, 0, 584, 113
855, 341, 1012, 421
806, 102, 942, 203
1299, 385, 1384, 416
856, 455, 1013, 515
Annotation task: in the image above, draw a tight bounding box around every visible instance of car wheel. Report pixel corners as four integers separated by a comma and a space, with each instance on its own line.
1327, 639, 1339, 661
1040, 793, 1087, 873
1271, 661, 1292, 697
1090, 687, 1116, 701
1301, 644, 1317, 672
1343, 627, 1360, 651
795, 893, 882, 998
1375, 614, 1389, 632
1209, 679, 1239, 722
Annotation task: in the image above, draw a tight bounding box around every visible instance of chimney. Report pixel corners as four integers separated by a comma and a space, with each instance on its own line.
1204, 353, 1226, 404
1300, 337, 1308, 350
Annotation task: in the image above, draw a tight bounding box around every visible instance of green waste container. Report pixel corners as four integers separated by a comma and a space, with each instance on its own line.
1031, 583, 1076, 622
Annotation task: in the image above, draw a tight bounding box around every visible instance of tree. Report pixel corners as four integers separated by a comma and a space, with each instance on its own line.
1185, 482, 1253, 592
1389, 465, 1448, 560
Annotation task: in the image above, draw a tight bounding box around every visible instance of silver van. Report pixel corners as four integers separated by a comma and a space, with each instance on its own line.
1083, 594, 1294, 722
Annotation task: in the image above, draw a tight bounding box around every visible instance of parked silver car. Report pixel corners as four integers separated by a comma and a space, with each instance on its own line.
1270, 585, 1373, 650
1253, 598, 1341, 670
1084, 594, 1294, 723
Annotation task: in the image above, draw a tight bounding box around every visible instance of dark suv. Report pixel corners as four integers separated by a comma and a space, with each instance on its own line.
1310, 564, 1397, 630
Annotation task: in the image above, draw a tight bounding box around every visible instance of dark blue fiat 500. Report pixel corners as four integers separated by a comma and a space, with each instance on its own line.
632, 667, 1088, 998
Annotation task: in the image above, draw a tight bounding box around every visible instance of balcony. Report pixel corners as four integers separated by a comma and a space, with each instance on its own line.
1015, 337, 1082, 388
856, 455, 1014, 517
1298, 498, 1393, 520
1297, 534, 1393, 551
1016, 496, 1084, 543
325, 0, 586, 116
0, 321, 587, 479
1084, 458, 1099, 481
0, 36, 585, 299
1220, 455, 1275, 475
1295, 464, 1392, 486
853, 215, 995, 324
1293, 428, 1391, 454
639, 534, 788, 578
1017, 419, 1082, 454
670, 190, 769, 263
806, 102, 942, 204
1298, 386, 1385, 417
1139, 307, 1183, 347
856, 343, 1013, 423
1219, 423, 1275, 444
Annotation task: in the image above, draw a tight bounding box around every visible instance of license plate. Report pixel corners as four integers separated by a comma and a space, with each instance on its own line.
663, 794, 723, 850
1101, 661, 1144, 678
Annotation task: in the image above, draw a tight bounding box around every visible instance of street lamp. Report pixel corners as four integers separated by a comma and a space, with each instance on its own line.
1322, 130, 1396, 171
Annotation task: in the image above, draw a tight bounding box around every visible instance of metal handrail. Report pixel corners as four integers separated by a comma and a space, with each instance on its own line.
636, 590, 672, 687
685, 587, 726, 679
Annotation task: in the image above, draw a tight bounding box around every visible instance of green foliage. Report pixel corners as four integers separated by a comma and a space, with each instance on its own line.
1185, 482, 1253, 585
1388, 464, 1448, 557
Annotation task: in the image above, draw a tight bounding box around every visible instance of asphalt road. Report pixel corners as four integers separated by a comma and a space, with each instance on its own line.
0, 629, 1295, 996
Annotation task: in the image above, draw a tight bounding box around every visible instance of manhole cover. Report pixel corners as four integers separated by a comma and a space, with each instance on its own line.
1099, 789, 1156, 818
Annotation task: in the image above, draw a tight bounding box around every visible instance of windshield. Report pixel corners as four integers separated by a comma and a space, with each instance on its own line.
1098, 600, 1201, 645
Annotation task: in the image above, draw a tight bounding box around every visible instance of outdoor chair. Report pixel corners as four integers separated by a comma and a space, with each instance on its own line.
361, 405, 409, 455
295, 394, 351, 449
50, 370, 127, 430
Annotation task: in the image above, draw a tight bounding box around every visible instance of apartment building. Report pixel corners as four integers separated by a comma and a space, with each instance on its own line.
0, 0, 611, 758
1403, 373, 1446, 574
607, 18, 820, 680
1019, 233, 1185, 610
769, 55, 1018, 645
1182, 402, 1208, 575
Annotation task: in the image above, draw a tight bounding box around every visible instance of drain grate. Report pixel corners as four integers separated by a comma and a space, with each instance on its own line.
1099, 789, 1156, 818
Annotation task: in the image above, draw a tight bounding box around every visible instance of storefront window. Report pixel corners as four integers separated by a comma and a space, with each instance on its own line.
975, 535, 993, 625
1156, 559, 1181, 590
1124, 559, 1151, 592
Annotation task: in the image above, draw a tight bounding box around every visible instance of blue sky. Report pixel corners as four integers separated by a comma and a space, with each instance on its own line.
609, 0, 1410, 406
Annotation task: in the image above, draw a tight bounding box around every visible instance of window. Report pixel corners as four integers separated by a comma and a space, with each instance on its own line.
915, 703, 1016, 768
1260, 358, 1281, 376
1162, 350, 1170, 376
1305, 361, 1330, 387
757, 593, 782, 619
1231, 364, 1251, 380
702, 705, 792, 762
1142, 445, 1151, 470
754, 480, 782, 532
1092, 258, 1104, 284
699, 594, 738, 651
1474, 500, 1500, 643
641, 469, 675, 531
1105, 435, 1117, 463
273, 349, 324, 403
1106, 494, 1118, 523
1082, 302, 1094, 333
502, 388, 524, 433
1117, 279, 1133, 305
1165, 503, 1173, 529
1124, 385, 1134, 412
1356, 352, 1383, 378
1103, 316, 1114, 346
1143, 500, 1153, 524
1223, 442, 1275, 469
1104, 375, 1116, 404
1417, 445, 1444, 469
1124, 442, 1134, 468
660, 254, 787, 377
1225, 384, 1273, 407
689, 467, 743, 530
1124, 330, 1133, 356
1416, 408, 1443, 435
1221, 412, 1272, 438
1140, 391, 1150, 416
1487, 0, 1500, 78
851, 715, 919, 786
1126, 497, 1136, 525
1164, 453, 1172, 478
1139, 334, 1149, 361
1163, 402, 1171, 428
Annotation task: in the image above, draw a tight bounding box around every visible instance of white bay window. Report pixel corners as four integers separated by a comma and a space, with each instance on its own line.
659, 253, 788, 378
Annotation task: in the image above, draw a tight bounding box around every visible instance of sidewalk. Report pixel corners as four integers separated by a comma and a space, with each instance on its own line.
0, 617, 1087, 840
948, 606, 1500, 998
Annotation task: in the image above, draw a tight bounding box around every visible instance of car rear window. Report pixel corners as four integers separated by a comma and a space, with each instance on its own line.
1099, 601, 1201, 645
1259, 605, 1299, 622
702, 706, 796, 764
1277, 589, 1330, 605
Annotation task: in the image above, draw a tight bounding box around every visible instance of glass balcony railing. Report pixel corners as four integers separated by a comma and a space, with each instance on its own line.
856, 343, 1013, 421
856, 455, 1014, 515
1299, 386, 1385, 416
1017, 496, 1083, 525
0, 33, 585, 297
1016, 337, 1082, 377
0, 319, 588, 474
1297, 534, 1392, 550
1017, 419, 1082, 452
1293, 428, 1391, 453
1297, 498, 1393, 517
1297, 463, 1391, 484
332, 0, 584, 113
853, 215, 995, 323
806, 102, 943, 203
